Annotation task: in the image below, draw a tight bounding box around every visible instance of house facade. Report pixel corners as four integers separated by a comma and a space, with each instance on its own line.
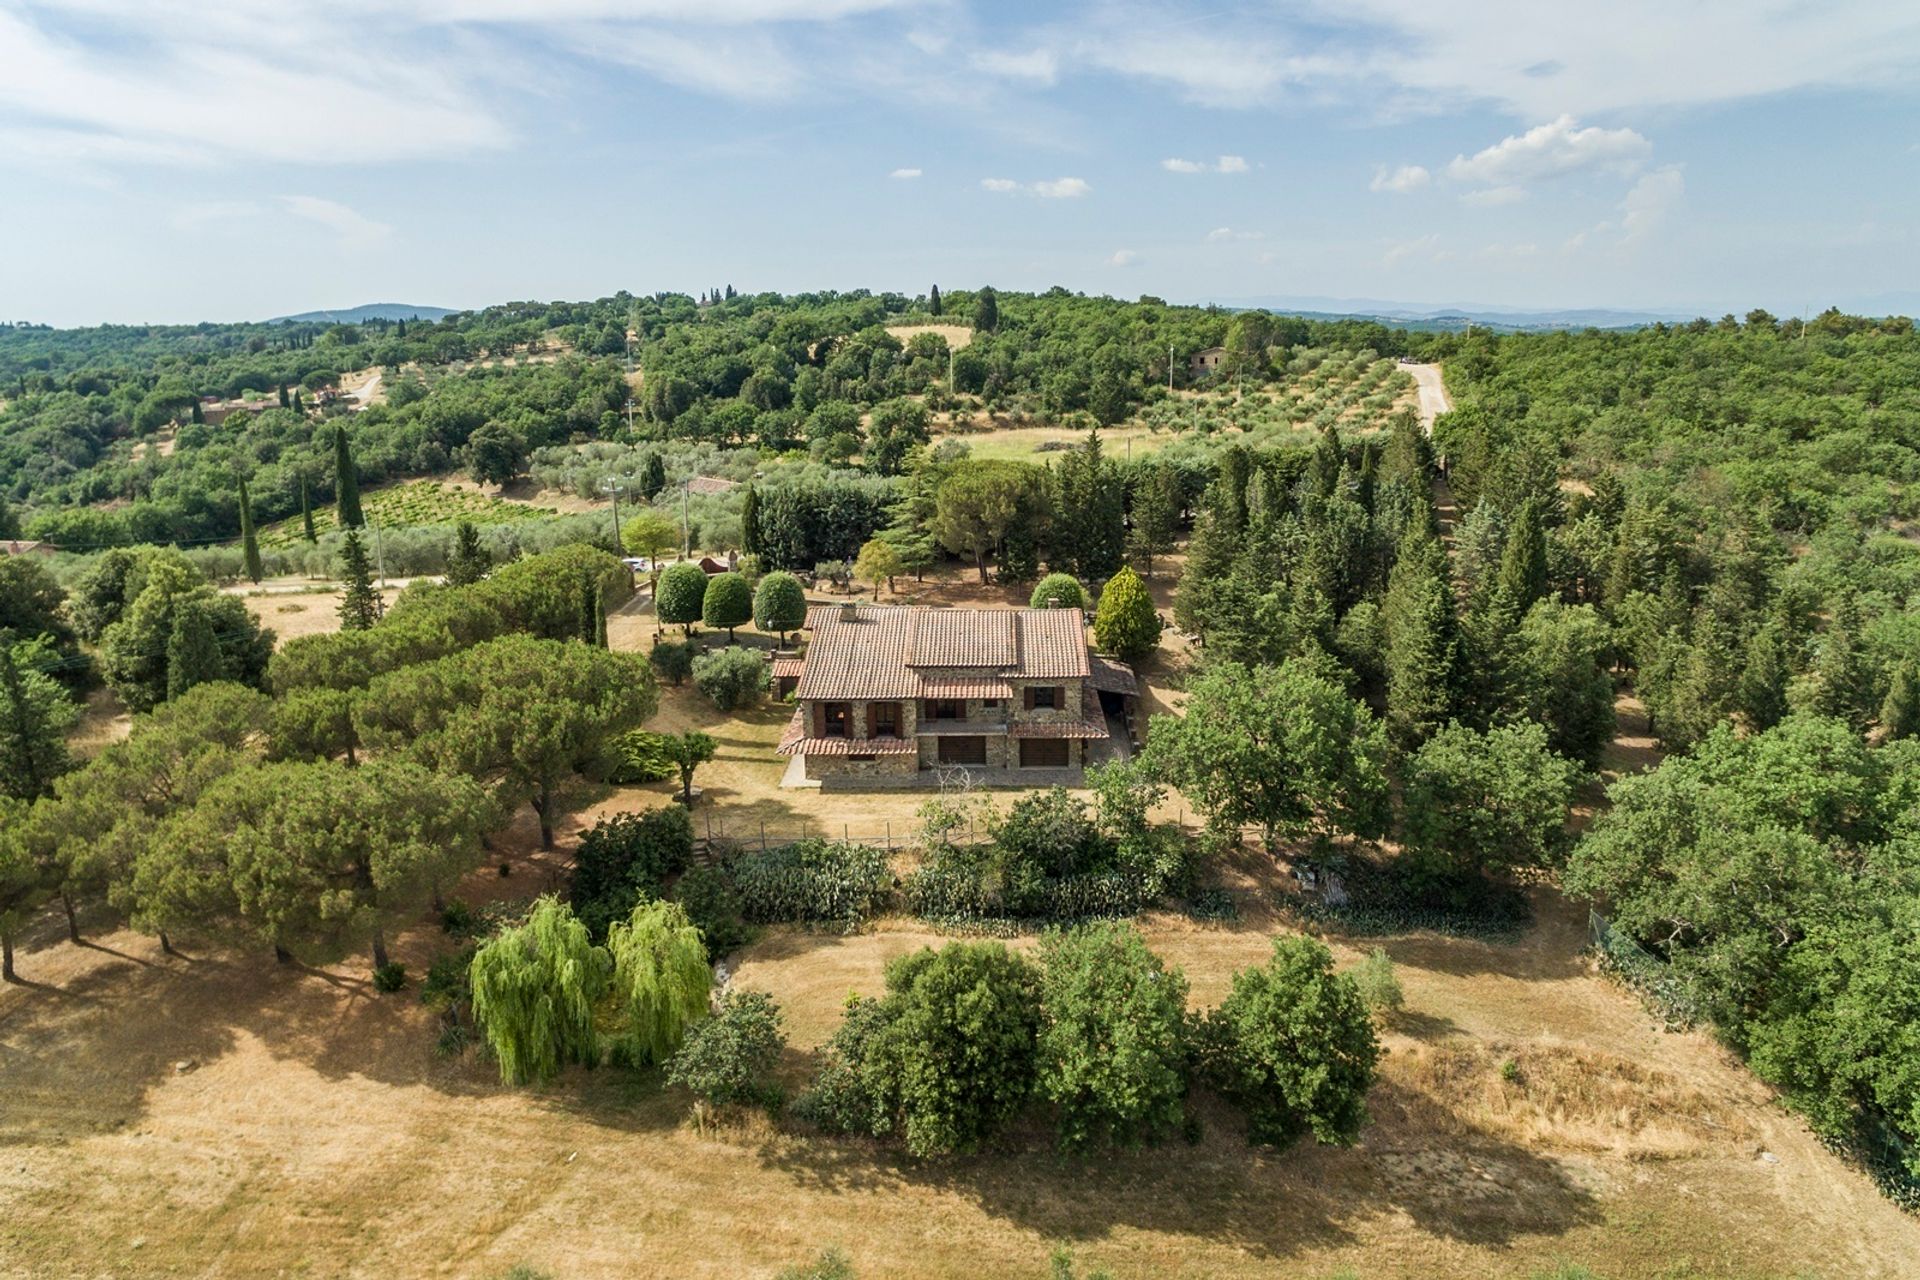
776, 603, 1137, 789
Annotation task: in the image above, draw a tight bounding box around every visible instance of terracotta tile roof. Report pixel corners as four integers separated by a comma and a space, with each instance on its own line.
918, 677, 1013, 699
771, 657, 806, 680
685, 475, 737, 495
1008, 706, 1111, 739
797, 604, 1089, 701
1015, 609, 1091, 679
776, 707, 807, 755
794, 606, 921, 700
1089, 655, 1138, 695
911, 609, 1015, 668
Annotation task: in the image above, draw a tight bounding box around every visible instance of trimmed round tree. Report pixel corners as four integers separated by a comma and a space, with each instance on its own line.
1093, 565, 1162, 663
656, 562, 710, 637
1029, 572, 1088, 612
1206, 935, 1380, 1148
753, 570, 808, 644
702, 571, 752, 642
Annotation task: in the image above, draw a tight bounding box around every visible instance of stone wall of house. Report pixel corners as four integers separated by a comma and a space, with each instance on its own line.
805, 751, 918, 783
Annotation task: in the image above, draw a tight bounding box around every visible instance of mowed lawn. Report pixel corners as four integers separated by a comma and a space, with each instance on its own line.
8, 570, 1917, 1278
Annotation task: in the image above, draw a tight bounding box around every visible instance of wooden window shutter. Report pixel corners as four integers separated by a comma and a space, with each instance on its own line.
1023, 687, 1035, 710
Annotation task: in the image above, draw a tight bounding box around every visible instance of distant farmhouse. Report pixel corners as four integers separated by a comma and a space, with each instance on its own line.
777, 603, 1137, 789
1189, 346, 1227, 377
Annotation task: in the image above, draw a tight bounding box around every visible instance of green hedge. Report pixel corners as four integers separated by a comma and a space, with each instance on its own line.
731, 839, 893, 929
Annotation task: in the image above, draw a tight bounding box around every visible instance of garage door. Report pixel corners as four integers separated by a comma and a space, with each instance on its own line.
938, 736, 987, 765
1020, 738, 1069, 768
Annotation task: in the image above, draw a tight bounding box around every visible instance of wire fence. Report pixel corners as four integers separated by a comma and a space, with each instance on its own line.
1588, 909, 1703, 1030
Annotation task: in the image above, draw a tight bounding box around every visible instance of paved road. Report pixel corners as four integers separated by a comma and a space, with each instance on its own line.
1402, 362, 1452, 435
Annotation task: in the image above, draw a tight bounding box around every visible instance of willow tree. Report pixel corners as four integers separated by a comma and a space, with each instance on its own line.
470, 896, 609, 1086
605, 899, 711, 1067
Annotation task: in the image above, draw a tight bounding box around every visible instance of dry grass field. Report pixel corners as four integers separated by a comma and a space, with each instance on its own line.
14, 565, 1918, 1278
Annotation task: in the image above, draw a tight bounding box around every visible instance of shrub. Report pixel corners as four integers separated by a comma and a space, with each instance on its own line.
373, 961, 408, 993
673, 863, 754, 958
571, 806, 695, 938
649, 638, 696, 686
692, 645, 770, 711
775, 1249, 855, 1280
732, 839, 892, 928
753, 570, 808, 640
666, 989, 787, 1108
1029, 572, 1088, 612
701, 571, 753, 640
1352, 948, 1404, 1014
1038, 923, 1191, 1150
601, 729, 675, 784
799, 943, 1043, 1156
1203, 936, 1381, 1148
656, 562, 709, 634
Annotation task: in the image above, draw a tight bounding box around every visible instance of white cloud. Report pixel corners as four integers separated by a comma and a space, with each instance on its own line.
1107, 249, 1139, 267
1459, 184, 1526, 207
1295, 0, 1920, 119
279, 195, 392, 248
1076, 25, 1303, 109
1383, 233, 1439, 267
1620, 165, 1684, 241
889, 167, 921, 179
172, 200, 264, 230
1207, 226, 1264, 242
972, 48, 1059, 85
1446, 115, 1651, 189
572, 26, 802, 100
1031, 176, 1090, 199
1369, 163, 1430, 193
984, 176, 1089, 198
1163, 155, 1250, 175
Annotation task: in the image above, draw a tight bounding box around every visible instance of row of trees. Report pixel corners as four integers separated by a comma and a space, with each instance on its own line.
0, 545, 658, 979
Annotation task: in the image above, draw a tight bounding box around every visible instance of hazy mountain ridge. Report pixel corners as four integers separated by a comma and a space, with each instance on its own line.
270, 303, 456, 324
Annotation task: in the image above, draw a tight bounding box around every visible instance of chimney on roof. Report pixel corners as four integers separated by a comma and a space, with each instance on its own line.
839, 600, 858, 622
1045, 595, 1061, 608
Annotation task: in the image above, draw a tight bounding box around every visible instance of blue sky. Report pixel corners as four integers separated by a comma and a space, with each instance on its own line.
2, 0, 1918, 326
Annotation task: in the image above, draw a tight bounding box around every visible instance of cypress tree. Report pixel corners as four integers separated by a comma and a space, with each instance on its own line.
334, 425, 363, 529
337, 529, 381, 631
190, 399, 204, 425
641, 452, 667, 500
446, 520, 490, 587
1490, 497, 1548, 621
594, 586, 609, 649
579, 568, 599, 643
279, 383, 290, 408
0, 634, 73, 801
300, 474, 317, 543
1382, 524, 1459, 750
0, 492, 19, 540
164, 604, 224, 701
741, 483, 763, 558
238, 477, 264, 584
973, 286, 999, 333
929, 284, 943, 317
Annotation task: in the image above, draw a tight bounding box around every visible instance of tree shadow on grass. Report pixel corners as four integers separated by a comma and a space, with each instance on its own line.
748, 1083, 1602, 1263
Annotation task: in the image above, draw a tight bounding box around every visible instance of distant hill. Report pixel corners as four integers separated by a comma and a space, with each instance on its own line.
1221, 295, 1697, 333
270, 303, 455, 324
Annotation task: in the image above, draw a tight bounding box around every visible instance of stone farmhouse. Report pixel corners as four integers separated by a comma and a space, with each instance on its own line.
776, 603, 1137, 789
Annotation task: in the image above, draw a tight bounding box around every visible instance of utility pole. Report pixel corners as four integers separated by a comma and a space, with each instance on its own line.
600, 476, 627, 558
681, 479, 692, 560
370, 517, 387, 589
1168, 341, 1174, 394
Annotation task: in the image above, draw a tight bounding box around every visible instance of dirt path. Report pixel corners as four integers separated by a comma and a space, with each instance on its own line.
1403, 362, 1451, 434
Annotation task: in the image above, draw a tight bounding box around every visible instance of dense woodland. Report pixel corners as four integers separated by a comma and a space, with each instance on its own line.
3, 296, 1918, 1192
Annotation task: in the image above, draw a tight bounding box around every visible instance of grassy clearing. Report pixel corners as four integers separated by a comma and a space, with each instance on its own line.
258, 479, 558, 547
